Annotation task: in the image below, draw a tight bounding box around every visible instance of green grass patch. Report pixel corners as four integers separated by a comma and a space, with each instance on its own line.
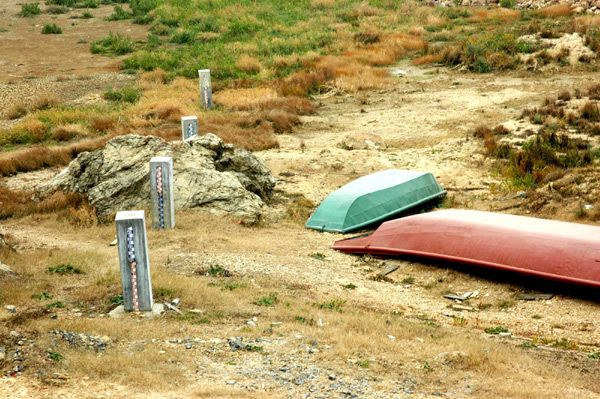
90, 31, 136, 55
485, 326, 509, 334
42, 24, 63, 34
103, 86, 141, 104
318, 298, 345, 312
32, 292, 54, 300
48, 264, 83, 275
105, 5, 131, 21
19, 3, 42, 17
253, 293, 278, 307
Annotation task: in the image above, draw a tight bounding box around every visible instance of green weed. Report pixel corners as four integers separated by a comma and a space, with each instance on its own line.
32, 292, 54, 300
106, 5, 131, 21
485, 326, 509, 334
103, 86, 141, 104
253, 293, 278, 307
19, 3, 42, 17
318, 298, 346, 312
42, 24, 63, 34
48, 264, 82, 275
90, 31, 136, 55
47, 350, 63, 361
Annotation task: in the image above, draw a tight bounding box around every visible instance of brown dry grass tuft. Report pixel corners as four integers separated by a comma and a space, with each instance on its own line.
343, 44, 406, 66
0, 136, 111, 177
389, 33, 429, 51
215, 88, 315, 115
236, 55, 263, 74
537, 3, 573, 17
470, 8, 520, 21
6, 101, 27, 120
89, 117, 115, 133
139, 100, 184, 122
310, 0, 335, 9
138, 68, 168, 89
52, 124, 87, 142
412, 54, 443, 65
31, 93, 59, 111
0, 189, 86, 220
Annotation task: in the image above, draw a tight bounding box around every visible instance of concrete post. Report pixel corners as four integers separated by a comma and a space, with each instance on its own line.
181, 116, 198, 141
149, 157, 175, 230
198, 69, 213, 110
115, 210, 153, 311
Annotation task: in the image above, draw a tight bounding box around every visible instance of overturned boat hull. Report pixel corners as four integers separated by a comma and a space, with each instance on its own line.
306, 169, 446, 233
332, 209, 600, 289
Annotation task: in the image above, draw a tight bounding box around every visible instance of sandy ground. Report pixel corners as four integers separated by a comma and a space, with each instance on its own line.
0, 4, 600, 395
1, 63, 600, 397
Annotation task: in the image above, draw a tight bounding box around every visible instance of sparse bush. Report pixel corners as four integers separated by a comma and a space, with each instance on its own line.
46, 5, 68, 14
19, 2, 41, 17
500, 0, 516, 9
103, 86, 141, 103
81, 11, 93, 18
6, 102, 27, 120
90, 31, 135, 55
485, 326, 509, 334
48, 263, 83, 275
557, 91, 571, 101
581, 101, 600, 121
106, 5, 132, 21
253, 293, 278, 307
42, 24, 63, 34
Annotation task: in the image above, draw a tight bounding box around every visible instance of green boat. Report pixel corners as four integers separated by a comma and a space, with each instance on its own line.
305, 169, 446, 233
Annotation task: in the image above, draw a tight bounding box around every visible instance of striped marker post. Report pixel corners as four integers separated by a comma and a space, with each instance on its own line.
150, 157, 175, 230
116, 211, 153, 311
126, 227, 139, 311
181, 116, 198, 140
198, 69, 213, 110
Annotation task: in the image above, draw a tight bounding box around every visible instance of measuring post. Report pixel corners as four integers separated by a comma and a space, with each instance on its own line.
150, 157, 175, 230
198, 69, 213, 110
115, 210, 153, 311
181, 116, 198, 141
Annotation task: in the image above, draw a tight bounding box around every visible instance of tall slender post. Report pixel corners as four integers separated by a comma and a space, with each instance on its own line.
181, 116, 198, 141
150, 157, 175, 230
116, 211, 153, 311
198, 69, 213, 110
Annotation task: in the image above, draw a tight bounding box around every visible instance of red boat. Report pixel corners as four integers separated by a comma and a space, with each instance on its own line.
332, 209, 600, 289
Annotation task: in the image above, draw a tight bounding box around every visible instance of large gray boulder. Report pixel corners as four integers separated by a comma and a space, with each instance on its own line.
37, 134, 276, 224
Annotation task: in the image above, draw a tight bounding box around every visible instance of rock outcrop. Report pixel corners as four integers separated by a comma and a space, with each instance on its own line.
37, 134, 276, 224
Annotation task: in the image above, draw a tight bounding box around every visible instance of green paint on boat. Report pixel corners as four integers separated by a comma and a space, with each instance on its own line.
305, 169, 446, 233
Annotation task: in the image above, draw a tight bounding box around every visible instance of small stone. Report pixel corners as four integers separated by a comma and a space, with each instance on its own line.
498, 332, 512, 338
9, 331, 19, 338
108, 305, 125, 318
109, 239, 118, 246
247, 321, 256, 327
387, 335, 396, 340
317, 319, 324, 327
185, 343, 193, 349
328, 374, 337, 380
226, 380, 236, 385
416, 337, 424, 343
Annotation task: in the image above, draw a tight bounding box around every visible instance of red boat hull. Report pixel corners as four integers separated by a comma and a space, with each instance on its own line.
332, 210, 600, 289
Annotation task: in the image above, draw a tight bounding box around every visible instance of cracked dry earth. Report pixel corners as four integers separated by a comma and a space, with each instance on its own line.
2, 64, 600, 398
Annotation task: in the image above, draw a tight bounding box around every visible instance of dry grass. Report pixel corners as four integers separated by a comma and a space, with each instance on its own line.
214, 88, 279, 110
31, 93, 59, 111
6, 101, 27, 120
389, 33, 429, 51
412, 54, 443, 65
470, 8, 520, 22
573, 15, 600, 28
236, 55, 263, 74
343, 44, 406, 66
537, 3, 573, 17
52, 124, 88, 142
310, 0, 335, 8
0, 136, 111, 177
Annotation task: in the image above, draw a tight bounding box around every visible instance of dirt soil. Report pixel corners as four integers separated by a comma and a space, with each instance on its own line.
1, 6, 600, 398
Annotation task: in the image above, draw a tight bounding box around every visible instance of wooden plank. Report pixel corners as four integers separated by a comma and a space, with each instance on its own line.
378, 264, 400, 277
516, 293, 554, 301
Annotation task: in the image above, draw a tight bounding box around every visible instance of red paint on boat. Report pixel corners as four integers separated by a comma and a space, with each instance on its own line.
332, 210, 600, 289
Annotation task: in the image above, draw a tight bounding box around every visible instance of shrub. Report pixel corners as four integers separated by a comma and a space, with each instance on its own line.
105, 5, 132, 21
103, 86, 141, 103
6, 102, 27, 120
581, 101, 600, 121
48, 263, 83, 275
90, 32, 135, 55
500, 0, 516, 8
19, 3, 41, 17
42, 24, 62, 34
81, 11, 93, 18
46, 5, 68, 14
